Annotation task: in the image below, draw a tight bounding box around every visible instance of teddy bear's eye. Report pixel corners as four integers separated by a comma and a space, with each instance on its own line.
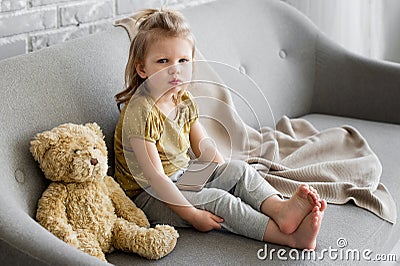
93, 146, 97, 150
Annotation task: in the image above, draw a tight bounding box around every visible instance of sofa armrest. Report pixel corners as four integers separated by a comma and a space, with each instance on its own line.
0, 197, 108, 265
311, 33, 400, 125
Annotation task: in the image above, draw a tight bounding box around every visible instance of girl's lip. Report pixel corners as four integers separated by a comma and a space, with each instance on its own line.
169, 79, 182, 86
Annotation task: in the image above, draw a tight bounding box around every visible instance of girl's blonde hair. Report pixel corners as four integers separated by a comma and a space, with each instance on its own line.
115, 9, 195, 111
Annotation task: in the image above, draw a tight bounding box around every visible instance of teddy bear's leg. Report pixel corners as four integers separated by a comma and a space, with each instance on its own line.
113, 218, 179, 260
76, 229, 107, 262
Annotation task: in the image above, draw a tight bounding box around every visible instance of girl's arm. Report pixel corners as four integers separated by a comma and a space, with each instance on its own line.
130, 137, 223, 232
189, 120, 225, 164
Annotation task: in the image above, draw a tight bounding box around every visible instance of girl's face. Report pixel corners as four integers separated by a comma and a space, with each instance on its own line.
136, 37, 193, 101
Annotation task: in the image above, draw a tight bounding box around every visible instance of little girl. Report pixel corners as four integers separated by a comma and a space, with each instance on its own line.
114, 9, 326, 250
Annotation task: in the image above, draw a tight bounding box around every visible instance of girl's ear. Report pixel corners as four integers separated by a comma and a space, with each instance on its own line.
135, 63, 147, 79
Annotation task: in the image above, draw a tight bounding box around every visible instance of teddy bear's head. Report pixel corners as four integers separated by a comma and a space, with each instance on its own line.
30, 123, 108, 183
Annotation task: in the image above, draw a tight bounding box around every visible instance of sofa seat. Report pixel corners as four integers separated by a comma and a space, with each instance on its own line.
105, 114, 399, 265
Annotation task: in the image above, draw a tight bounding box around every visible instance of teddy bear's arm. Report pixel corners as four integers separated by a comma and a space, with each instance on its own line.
36, 183, 80, 248
104, 176, 150, 228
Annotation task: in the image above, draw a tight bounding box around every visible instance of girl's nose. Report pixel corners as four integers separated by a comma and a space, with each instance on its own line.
168, 63, 181, 75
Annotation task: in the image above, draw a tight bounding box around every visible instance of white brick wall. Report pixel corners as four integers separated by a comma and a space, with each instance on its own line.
0, 0, 215, 61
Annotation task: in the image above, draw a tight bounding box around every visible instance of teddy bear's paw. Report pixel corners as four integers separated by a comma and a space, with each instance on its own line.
133, 225, 179, 260
63, 233, 81, 248
138, 225, 179, 260
76, 230, 108, 262
113, 219, 179, 260
154, 224, 179, 239
82, 248, 107, 262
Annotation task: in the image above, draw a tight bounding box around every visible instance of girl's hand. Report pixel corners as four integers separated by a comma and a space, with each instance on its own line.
189, 209, 224, 232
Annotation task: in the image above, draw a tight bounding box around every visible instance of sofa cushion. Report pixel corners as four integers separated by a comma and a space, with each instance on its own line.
301, 114, 400, 255
106, 114, 400, 265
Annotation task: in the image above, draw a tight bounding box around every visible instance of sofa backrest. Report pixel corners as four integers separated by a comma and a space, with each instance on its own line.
0, 28, 130, 217
0, 0, 319, 217
183, 0, 318, 128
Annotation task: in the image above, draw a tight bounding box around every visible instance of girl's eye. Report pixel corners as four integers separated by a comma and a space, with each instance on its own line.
179, 58, 189, 63
157, 59, 167, 63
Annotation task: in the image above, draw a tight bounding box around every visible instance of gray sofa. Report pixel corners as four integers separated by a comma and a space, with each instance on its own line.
1, 0, 399, 265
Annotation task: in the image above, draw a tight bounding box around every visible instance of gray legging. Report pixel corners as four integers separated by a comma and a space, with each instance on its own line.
134, 160, 280, 240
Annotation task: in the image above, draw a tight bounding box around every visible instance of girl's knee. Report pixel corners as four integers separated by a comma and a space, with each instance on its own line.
219, 160, 248, 176
229, 159, 249, 168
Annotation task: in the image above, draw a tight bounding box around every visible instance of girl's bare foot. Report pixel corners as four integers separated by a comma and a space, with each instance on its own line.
289, 200, 326, 250
262, 184, 321, 234
262, 200, 326, 249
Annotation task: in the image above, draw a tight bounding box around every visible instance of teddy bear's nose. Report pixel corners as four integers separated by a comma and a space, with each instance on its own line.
90, 158, 98, 166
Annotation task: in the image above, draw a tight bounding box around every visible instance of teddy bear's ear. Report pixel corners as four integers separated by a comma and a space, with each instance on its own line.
30, 131, 58, 163
85, 122, 104, 139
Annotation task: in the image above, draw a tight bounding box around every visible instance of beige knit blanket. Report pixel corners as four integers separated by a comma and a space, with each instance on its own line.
114, 18, 397, 224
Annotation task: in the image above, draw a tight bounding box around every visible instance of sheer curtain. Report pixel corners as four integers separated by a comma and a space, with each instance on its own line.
380, 0, 400, 63
282, 0, 400, 63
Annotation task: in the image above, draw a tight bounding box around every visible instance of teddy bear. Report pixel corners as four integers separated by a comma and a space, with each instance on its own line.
30, 122, 179, 261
